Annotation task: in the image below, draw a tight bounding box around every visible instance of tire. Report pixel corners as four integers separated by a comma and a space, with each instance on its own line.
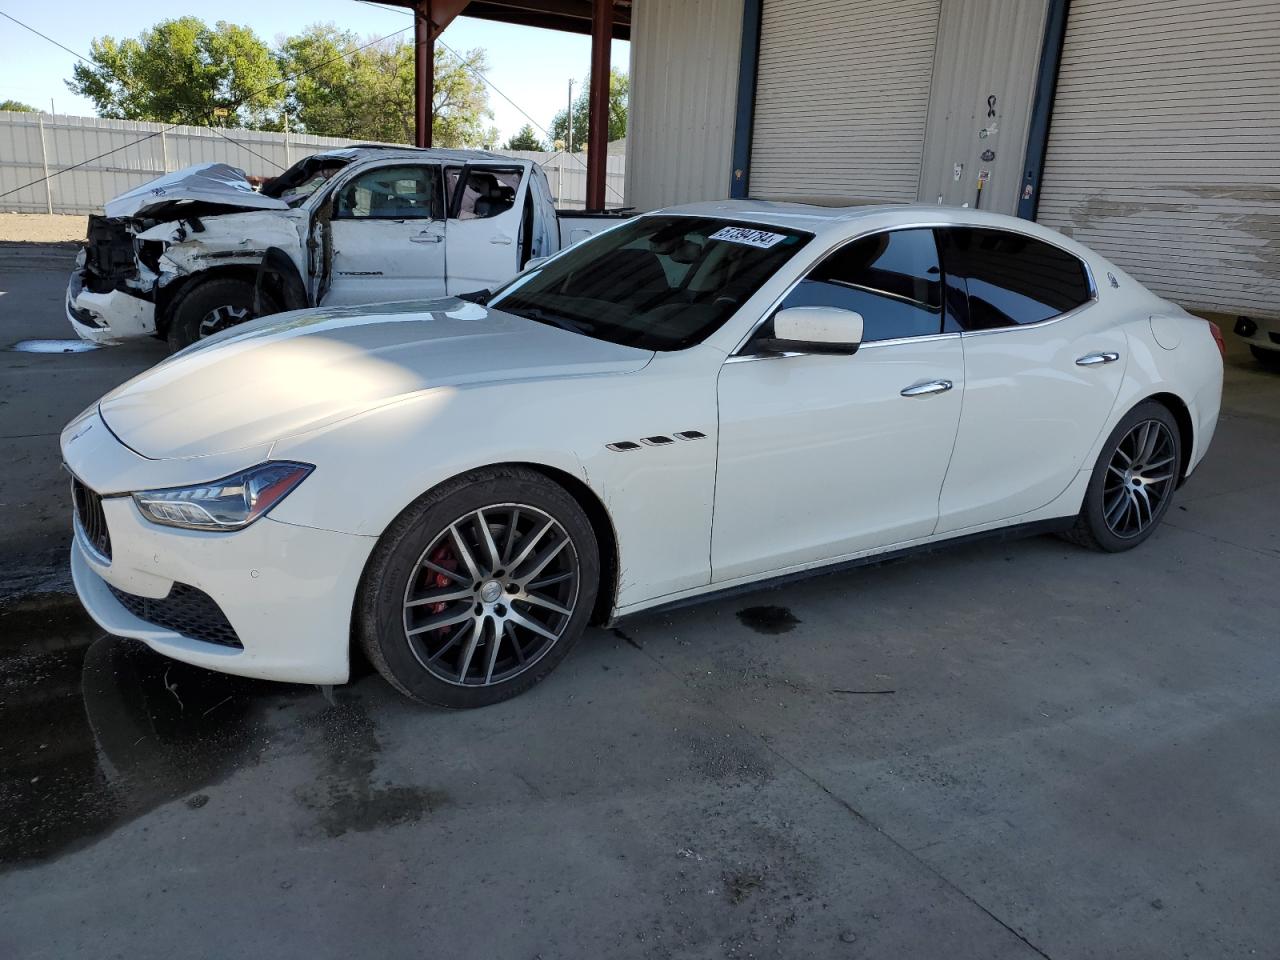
357, 467, 600, 708
166, 278, 276, 352
1061, 400, 1182, 553
1250, 345, 1280, 370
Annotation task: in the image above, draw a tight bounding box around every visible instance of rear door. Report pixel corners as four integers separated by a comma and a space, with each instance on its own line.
935, 227, 1127, 533
322, 163, 447, 306
443, 165, 528, 294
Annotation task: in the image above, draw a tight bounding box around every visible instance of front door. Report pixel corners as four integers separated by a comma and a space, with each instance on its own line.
712, 229, 965, 582
322, 163, 447, 306
443, 165, 528, 294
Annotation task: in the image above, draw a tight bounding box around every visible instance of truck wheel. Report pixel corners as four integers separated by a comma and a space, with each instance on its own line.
166, 278, 278, 352
1250, 345, 1280, 370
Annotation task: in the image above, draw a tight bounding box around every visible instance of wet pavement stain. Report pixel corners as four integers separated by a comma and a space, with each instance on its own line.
293, 695, 448, 838
0, 594, 280, 868
736, 606, 801, 635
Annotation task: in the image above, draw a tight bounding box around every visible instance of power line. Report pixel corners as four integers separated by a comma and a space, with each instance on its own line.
0, 12, 415, 201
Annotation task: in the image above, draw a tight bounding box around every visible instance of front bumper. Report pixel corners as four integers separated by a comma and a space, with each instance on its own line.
64, 414, 378, 685
1233, 315, 1280, 353
66, 269, 157, 344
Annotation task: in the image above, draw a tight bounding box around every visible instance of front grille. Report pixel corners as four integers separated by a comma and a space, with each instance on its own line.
107, 582, 243, 649
71, 477, 112, 561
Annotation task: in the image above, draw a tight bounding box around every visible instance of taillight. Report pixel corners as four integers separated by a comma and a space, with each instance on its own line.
1207, 320, 1226, 360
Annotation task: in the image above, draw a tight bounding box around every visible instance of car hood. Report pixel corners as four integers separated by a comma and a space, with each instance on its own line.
97, 298, 654, 459
104, 162, 290, 219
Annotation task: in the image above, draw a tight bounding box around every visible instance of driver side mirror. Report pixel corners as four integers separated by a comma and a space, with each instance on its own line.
757, 306, 864, 356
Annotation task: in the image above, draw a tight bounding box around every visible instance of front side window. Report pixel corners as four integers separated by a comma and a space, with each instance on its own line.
447, 166, 522, 221
333, 165, 442, 220
775, 229, 943, 342
489, 216, 812, 351
939, 228, 1093, 329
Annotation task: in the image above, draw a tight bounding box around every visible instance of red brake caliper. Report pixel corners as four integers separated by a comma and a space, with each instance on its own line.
427, 545, 458, 627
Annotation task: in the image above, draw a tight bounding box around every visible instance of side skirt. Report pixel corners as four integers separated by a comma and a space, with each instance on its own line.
615, 517, 1074, 624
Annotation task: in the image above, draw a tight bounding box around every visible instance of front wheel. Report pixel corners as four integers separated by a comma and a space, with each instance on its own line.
166, 278, 276, 352
357, 467, 599, 708
1061, 401, 1182, 552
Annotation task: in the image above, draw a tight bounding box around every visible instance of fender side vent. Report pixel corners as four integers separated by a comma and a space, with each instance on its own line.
606, 441, 641, 452
674, 430, 706, 441
641, 435, 675, 446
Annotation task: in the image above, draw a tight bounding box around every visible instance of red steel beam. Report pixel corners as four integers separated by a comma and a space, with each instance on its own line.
585, 0, 611, 210
414, 0, 434, 147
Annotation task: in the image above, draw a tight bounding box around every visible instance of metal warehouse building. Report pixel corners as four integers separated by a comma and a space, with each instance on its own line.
624, 0, 1280, 320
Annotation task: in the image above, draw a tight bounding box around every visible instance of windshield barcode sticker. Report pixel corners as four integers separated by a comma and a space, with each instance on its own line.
709, 226, 787, 249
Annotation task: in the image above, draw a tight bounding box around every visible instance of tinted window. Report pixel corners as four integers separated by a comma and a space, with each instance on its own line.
489, 216, 811, 351
939, 228, 1092, 329
447, 166, 522, 221
334, 165, 441, 219
777, 229, 943, 342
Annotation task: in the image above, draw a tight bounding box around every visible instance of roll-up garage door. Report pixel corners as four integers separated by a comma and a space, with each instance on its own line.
749, 0, 942, 203
1037, 0, 1280, 317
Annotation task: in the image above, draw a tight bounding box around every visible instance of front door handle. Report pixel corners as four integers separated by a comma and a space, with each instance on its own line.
410, 232, 444, 244
1076, 351, 1119, 366
489, 236, 513, 245
900, 379, 954, 398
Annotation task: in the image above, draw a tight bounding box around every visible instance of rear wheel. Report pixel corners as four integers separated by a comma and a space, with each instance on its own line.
1062, 401, 1181, 552
166, 278, 276, 351
357, 467, 599, 708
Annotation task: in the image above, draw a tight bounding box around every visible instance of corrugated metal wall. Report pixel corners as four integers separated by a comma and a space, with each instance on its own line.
625, 0, 745, 211
0, 113, 624, 215
1037, 0, 1280, 317
918, 0, 1048, 215
749, 0, 942, 203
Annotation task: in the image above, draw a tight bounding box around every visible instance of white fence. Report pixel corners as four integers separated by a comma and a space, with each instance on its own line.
0, 112, 626, 215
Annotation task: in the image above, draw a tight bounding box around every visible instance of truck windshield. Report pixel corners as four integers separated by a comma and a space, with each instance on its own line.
489, 216, 812, 351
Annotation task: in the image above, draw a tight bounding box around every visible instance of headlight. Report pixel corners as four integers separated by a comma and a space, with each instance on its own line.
132, 461, 313, 531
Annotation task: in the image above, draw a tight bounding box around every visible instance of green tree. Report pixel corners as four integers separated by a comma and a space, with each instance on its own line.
67, 18, 282, 128
550, 68, 628, 151
503, 123, 544, 151
278, 24, 495, 146
0, 100, 37, 112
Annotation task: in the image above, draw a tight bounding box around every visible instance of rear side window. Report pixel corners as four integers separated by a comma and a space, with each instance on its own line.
778, 229, 943, 342
446, 167, 522, 221
939, 228, 1093, 329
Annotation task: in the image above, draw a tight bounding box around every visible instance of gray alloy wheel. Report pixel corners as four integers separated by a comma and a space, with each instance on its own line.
401, 504, 581, 688
197, 304, 251, 338
1101, 419, 1177, 540
1061, 400, 1182, 553
358, 466, 600, 708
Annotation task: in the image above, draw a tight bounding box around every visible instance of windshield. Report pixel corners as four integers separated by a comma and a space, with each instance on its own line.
261, 156, 350, 207
489, 216, 811, 351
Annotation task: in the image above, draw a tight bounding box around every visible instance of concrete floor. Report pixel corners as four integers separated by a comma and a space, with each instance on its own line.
2, 247, 1278, 959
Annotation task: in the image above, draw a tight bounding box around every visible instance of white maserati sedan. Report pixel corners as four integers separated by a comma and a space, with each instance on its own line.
61, 201, 1224, 708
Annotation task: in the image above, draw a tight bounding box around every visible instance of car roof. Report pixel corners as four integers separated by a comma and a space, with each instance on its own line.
311, 145, 529, 167
652, 198, 1077, 245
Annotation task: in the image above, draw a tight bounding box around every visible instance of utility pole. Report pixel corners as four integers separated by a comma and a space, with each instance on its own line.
566, 79, 574, 155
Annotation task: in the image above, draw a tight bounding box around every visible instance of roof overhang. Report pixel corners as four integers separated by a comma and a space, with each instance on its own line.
375, 0, 631, 41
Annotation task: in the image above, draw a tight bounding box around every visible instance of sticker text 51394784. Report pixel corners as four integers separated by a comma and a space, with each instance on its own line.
709, 226, 787, 249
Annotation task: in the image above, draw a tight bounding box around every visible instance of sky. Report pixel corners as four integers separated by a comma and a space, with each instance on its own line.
0, 1, 630, 143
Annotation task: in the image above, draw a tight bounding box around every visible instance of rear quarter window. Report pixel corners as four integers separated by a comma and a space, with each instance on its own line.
940, 228, 1093, 329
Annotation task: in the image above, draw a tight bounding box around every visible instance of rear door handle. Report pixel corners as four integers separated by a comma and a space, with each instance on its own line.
900, 379, 953, 398
410, 232, 444, 244
490, 236, 513, 245
1076, 351, 1119, 366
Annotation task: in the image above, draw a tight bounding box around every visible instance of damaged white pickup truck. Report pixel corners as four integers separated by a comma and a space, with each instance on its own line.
66, 146, 624, 350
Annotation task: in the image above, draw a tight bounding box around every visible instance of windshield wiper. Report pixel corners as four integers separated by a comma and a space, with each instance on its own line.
512, 306, 594, 335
